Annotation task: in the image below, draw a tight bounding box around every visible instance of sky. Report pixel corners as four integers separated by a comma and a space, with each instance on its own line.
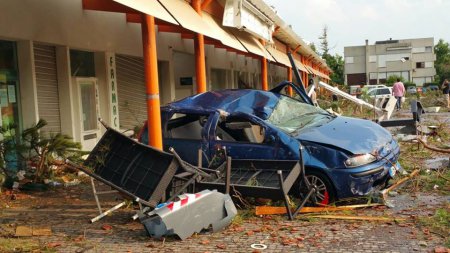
264, 0, 450, 56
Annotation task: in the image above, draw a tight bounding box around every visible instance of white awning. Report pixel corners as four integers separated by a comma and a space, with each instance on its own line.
158, 0, 218, 40
266, 46, 290, 66
294, 60, 309, 73
230, 30, 275, 61
202, 13, 247, 52
113, 0, 178, 24
305, 65, 316, 75
265, 46, 311, 74
311, 67, 323, 77
319, 72, 331, 80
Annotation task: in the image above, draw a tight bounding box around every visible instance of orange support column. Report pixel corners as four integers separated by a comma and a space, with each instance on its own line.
261, 56, 268, 90
286, 46, 293, 82
287, 67, 293, 96
286, 46, 293, 95
192, 0, 207, 93
287, 67, 292, 82
302, 56, 307, 86
260, 40, 268, 91
141, 14, 163, 150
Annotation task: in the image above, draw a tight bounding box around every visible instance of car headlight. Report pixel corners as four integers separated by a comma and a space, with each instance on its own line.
345, 153, 377, 167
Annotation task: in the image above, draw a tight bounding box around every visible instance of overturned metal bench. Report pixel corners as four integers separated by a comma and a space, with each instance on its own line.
67, 120, 204, 222
195, 156, 314, 220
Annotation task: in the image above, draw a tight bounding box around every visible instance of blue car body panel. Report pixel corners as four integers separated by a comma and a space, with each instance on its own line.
139, 82, 400, 200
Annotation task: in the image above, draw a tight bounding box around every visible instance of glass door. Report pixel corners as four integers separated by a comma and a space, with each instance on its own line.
77, 78, 100, 151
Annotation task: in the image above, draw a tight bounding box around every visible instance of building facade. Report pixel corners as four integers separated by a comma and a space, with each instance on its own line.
0, 0, 330, 152
344, 38, 436, 86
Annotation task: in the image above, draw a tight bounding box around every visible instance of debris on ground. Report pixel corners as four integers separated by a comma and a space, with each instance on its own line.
425, 157, 450, 170
101, 225, 113, 231
15, 226, 32, 237
139, 190, 237, 240
303, 215, 406, 222
418, 138, 450, 154
395, 134, 418, 142
32, 227, 52, 236
381, 169, 420, 201
15, 226, 52, 237
255, 204, 382, 216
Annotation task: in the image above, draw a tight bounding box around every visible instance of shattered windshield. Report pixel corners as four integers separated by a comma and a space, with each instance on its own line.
266, 96, 335, 135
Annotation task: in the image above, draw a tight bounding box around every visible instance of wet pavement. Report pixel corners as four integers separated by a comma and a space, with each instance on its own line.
1, 108, 449, 253
0, 183, 448, 253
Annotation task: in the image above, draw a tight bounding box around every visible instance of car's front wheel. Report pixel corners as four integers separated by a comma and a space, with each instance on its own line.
304, 171, 336, 205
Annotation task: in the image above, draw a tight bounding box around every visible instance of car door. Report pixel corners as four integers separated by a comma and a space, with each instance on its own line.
162, 110, 212, 165
207, 111, 299, 163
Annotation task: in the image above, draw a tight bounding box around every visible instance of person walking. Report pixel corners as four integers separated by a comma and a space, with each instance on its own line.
442, 79, 449, 109
392, 78, 405, 111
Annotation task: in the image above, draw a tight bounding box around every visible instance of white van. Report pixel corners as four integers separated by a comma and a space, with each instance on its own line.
363, 84, 387, 93
366, 87, 393, 99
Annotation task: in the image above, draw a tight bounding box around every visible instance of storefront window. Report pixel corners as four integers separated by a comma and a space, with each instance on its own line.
70, 50, 95, 77
0, 40, 21, 172
0, 40, 21, 132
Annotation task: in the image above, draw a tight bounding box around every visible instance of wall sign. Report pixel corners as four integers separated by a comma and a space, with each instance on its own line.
180, 77, 194, 86
223, 0, 274, 43
106, 52, 120, 129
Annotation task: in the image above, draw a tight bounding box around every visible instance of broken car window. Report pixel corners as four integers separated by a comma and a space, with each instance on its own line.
266, 96, 335, 135
165, 113, 208, 140
277, 86, 306, 103
215, 117, 266, 144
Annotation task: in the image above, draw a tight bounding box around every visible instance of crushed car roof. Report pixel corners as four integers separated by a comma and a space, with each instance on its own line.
164, 89, 281, 120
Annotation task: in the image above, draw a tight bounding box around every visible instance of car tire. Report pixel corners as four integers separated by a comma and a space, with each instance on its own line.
302, 170, 336, 205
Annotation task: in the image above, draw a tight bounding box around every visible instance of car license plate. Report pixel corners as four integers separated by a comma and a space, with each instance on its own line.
389, 161, 401, 177
389, 166, 396, 177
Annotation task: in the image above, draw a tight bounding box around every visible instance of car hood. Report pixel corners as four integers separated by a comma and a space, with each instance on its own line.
295, 116, 393, 154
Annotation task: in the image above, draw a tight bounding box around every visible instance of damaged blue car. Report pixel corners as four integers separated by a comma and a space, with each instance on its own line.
139, 82, 400, 204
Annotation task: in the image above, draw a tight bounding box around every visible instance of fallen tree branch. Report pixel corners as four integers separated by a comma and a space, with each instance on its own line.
255, 204, 382, 216
304, 215, 406, 222
381, 169, 420, 200
417, 138, 450, 154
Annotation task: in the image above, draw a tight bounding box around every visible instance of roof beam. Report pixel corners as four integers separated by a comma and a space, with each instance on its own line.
82, 0, 138, 13
126, 13, 142, 23
201, 0, 214, 10
272, 26, 281, 36
158, 24, 192, 34
292, 45, 301, 55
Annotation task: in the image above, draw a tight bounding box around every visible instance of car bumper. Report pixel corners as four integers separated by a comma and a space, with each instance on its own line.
329, 143, 401, 199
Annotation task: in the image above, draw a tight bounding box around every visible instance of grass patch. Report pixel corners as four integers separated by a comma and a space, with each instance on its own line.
419, 206, 450, 247
0, 238, 57, 253
417, 169, 450, 194
232, 209, 255, 225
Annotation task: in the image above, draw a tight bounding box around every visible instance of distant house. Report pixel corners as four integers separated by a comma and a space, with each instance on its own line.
344, 38, 436, 86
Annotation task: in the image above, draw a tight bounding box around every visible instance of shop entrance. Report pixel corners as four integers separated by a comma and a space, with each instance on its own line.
76, 77, 101, 151
0, 40, 21, 172
0, 40, 21, 130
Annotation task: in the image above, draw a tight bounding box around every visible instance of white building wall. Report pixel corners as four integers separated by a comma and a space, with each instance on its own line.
0, 0, 143, 56
0, 0, 269, 144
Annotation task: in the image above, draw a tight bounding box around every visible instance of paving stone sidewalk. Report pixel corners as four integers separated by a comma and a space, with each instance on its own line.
0, 183, 448, 253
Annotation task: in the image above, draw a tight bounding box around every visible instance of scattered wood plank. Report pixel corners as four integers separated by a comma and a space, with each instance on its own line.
32, 227, 52, 236
255, 204, 382, 216
381, 169, 420, 199
305, 215, 406, 221
15, 226, 53, 237
15, 226, 33, 237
